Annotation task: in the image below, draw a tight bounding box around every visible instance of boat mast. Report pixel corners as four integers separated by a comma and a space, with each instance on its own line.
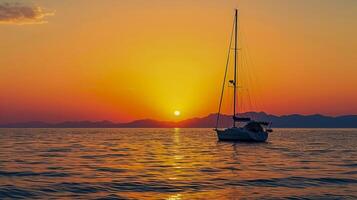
233, 9, 238, 127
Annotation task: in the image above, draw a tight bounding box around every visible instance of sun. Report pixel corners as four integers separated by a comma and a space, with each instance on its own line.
174, 110, 181, 116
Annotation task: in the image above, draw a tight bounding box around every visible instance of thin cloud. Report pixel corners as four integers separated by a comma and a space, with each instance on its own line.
0, 2, 54, 25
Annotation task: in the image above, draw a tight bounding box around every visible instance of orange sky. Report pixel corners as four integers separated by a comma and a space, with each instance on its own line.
0, 0, 356, 123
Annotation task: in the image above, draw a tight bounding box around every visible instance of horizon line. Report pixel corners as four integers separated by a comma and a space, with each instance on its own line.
2, 111, 357, 125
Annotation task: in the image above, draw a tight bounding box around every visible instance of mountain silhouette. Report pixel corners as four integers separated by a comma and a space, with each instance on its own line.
1, 112, 356, 128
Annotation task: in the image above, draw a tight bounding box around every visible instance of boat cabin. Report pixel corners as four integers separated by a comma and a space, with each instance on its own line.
243, 121, 264, 132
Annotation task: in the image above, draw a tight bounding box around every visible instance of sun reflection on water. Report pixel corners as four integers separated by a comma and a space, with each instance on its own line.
0, 128, 356, 199
166, 193, 182, 200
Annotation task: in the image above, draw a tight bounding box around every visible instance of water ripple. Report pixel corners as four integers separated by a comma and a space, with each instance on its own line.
0, 170, 72, 178
0, 185, 39, 199
0, 128, 356, 199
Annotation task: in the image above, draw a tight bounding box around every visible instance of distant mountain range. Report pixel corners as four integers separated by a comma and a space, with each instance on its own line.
1, 112, 357, 128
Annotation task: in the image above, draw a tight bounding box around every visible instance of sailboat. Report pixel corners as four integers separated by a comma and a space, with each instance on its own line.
215, 9, 272, 142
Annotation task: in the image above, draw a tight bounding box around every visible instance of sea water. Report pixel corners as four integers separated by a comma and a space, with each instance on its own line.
0, 128, 356, 199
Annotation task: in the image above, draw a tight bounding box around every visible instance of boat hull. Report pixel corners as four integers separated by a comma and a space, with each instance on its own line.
216, 127, 268, 142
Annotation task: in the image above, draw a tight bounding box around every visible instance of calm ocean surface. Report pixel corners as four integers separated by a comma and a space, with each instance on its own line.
0, 128, 356, 199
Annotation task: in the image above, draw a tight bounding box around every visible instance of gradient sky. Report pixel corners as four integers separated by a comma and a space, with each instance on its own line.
0, 0, 356, 123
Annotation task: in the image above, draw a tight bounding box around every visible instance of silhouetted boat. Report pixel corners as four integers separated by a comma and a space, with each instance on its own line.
215, 9, 272, 142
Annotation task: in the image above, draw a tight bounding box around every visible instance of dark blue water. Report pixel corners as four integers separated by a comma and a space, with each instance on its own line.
0, 128, 356, 199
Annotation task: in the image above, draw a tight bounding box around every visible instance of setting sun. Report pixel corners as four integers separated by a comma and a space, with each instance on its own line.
174, 110, 181, 116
